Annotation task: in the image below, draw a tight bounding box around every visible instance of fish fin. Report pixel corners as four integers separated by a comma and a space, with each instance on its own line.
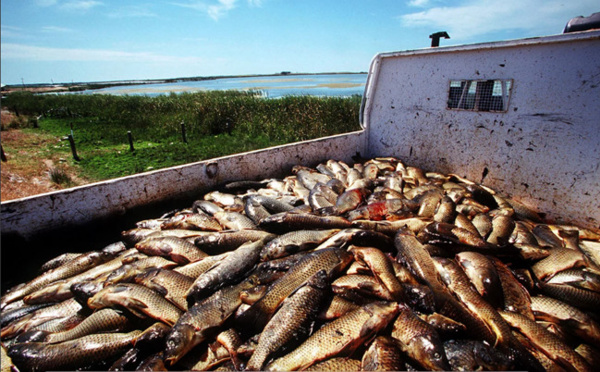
142, 282, 168, 297
125, 298, 149, 317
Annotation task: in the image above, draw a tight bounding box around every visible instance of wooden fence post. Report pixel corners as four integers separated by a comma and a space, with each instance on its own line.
68, 134, 81, 161
128, 131, 135, 152
181, 122, 187, 143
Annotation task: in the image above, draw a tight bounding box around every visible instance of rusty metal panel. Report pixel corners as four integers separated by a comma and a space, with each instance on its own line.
362, 31, 600, 228
1, 131, 366, 240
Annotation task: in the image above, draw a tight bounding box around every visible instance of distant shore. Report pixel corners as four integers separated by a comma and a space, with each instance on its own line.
1, 71, 367, 96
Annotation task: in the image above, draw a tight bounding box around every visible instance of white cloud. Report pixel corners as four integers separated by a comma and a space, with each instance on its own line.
408, 0, 431, 7
399, 0, 599, 41
107, 5, 158, 18
207, 0, 237, 20
41, 26, 75, 33
1, 43, 205, 64
60, 0, 103, 12
171, 0, 239, 21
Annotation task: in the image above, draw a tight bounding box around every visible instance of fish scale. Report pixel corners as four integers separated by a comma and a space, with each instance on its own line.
265, 301, 399, 371
7, 330, 142, 372
235, 247, 353, 335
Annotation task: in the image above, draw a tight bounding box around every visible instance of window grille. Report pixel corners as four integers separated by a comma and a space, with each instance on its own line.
447, 79, 513, 112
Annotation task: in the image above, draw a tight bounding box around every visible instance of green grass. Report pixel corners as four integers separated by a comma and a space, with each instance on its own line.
2, 91, 362, 181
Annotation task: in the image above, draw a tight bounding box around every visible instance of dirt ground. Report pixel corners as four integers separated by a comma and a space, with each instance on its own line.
1, 109, 86, 201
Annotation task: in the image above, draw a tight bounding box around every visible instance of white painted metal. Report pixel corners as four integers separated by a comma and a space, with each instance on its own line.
362, 31, 600, 228
1, 131, 366, 239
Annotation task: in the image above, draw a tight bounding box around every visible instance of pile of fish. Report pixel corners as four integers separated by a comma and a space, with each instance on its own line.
2, 157, 600, 372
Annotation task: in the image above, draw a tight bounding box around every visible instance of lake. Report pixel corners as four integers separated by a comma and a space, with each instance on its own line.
79, 73, 368, 98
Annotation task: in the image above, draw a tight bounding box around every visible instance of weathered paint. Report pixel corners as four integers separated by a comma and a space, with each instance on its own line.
362, 31, 600, 228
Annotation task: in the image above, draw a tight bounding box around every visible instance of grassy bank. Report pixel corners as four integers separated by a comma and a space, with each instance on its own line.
2, 91, 362, 182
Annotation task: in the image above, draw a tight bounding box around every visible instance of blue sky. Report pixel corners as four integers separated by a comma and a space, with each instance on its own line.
1, 0, 598, 85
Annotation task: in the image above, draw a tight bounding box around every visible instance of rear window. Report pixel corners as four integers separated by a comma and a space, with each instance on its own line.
447, 79, 513, 112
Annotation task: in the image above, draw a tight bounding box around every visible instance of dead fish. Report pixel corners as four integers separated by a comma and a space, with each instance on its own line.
7, 329, 142, 372
1, 251, 113, 309
394, 228, 449, 300
361, 335, 406, 371
164, 276, 260, 366
195, 230, 275, 255
88, 283, 183, 326
332, 275, 394, 302
417, 189, 444, 218
391, 302, 450, 371
135, 236, 208, 264
109, 322, 171, 371
304, 357, 362, 371
443, 339, 513, 371
244, 196, 273, 225
531, 295, 600, 345
346, 199, 408, 221
135, 351, 167, 371
192, 199, 225, 215
204, 191, 245, 212
500, 310, 592, 372
186, 239, 263, 304
1, 302, 52, 328
134, 268, 194, 311
105, 256, 178, 285
215, 328, 243, 370
432, 256, 512, 348
175, 341, 231, 371
44, 308, 131, 344
261, 229, 340, 261
352, 217, 430, 236
335, 187, 369, 214
532, 248, 591, 281
265, 301, 399, 371
533, 224, 565, 248
174, 252, 230, 278
235, 247, 352, 335
246, 270, 330, 371
259, 212, 352, 233
422, 222, 493, 250
38, 252, 83, 274
1, 298, 83, 340
308, 182, 337, 211
456, 251, 503, 308
491, 257, 535, 320
419, 312, 467, 335
23, 249, 145, 305
546, 268, 600, 292
1, 344, 17, 372
318, 295, 361, 321
472, 213, 493, 239
294, 167, 332, 190
350, 246, 405, 301
161, 212, 223, 231
214, 210, 257, 230
575, 344, 600, 368
539, 281, 600, 311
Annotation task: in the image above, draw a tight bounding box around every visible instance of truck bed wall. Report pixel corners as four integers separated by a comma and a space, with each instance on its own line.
362, 31, 600, 228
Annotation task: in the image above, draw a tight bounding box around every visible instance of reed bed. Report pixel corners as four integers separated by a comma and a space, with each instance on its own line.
2, 91, 362, 181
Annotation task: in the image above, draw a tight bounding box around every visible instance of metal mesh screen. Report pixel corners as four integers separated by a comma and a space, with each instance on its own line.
447, 79, 512, 112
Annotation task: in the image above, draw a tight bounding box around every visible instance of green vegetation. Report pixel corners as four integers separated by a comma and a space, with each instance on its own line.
2, 91, 362, 181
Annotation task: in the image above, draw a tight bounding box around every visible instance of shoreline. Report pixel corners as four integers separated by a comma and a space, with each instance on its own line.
1, 71, 367, 96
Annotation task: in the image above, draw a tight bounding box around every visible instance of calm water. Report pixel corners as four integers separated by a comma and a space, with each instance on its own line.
81, 73, 367, 98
